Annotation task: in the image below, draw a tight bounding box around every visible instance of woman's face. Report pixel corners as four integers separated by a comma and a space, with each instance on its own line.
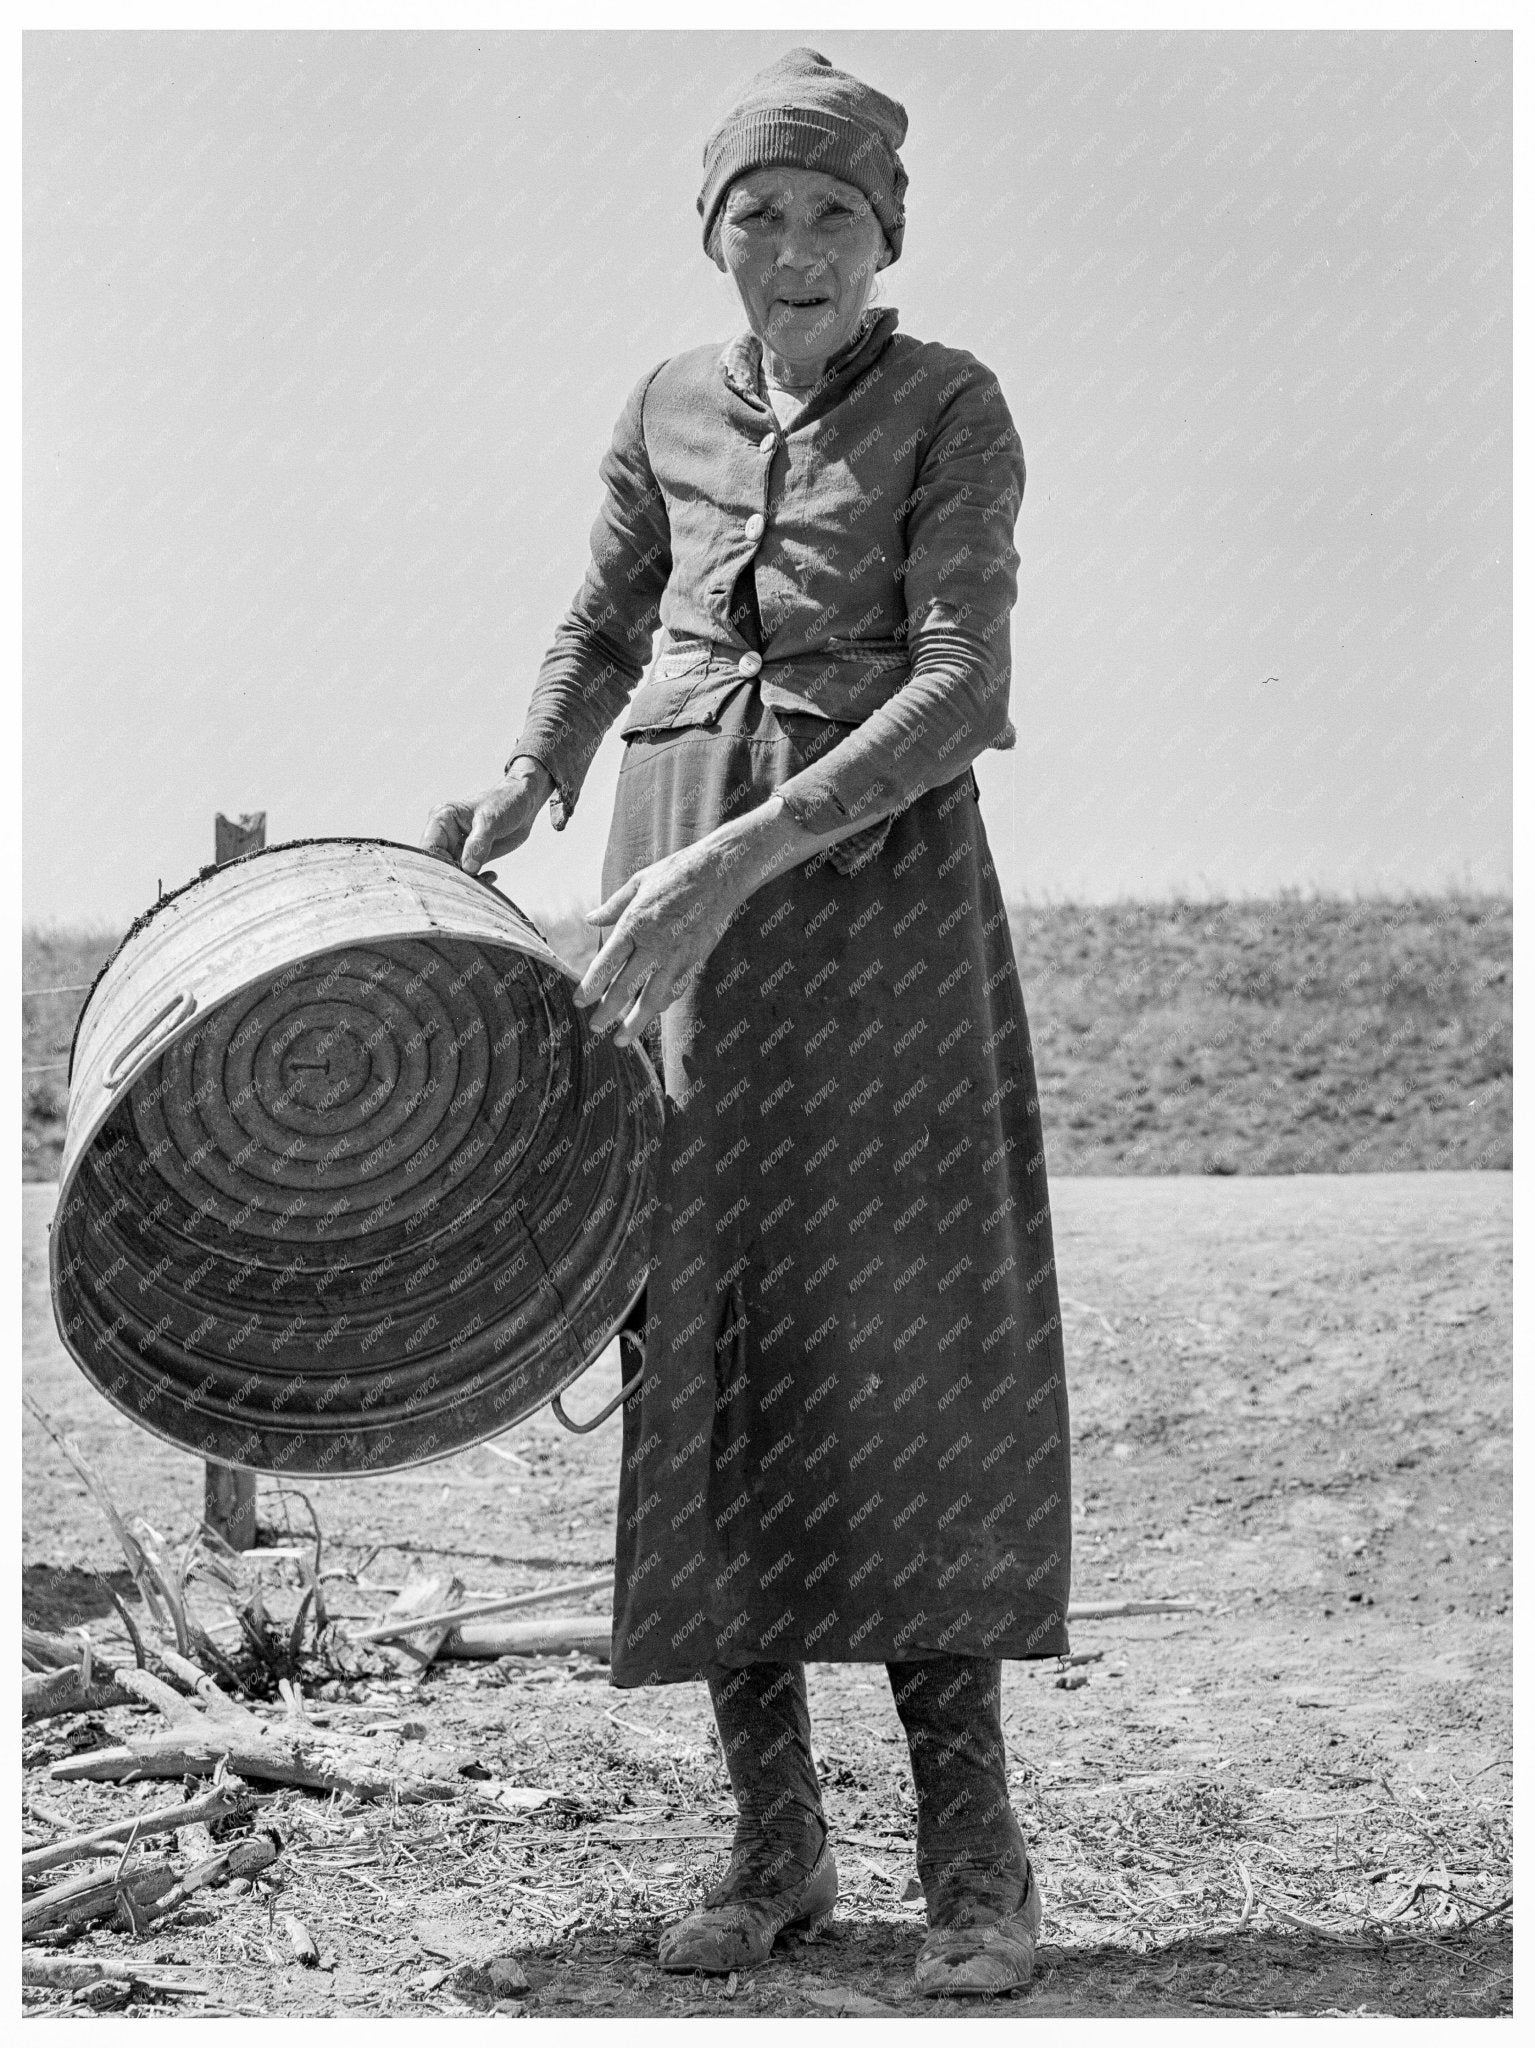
715, 167, 889, 371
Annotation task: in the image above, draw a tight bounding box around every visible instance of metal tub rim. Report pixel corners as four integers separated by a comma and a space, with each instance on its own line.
50, 836, 662, 1472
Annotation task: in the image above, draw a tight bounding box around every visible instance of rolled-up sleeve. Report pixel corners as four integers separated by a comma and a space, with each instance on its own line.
506, 364, 672, 828
775, 357, 1025, 839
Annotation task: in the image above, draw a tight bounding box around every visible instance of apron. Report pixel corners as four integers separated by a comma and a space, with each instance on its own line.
599, 677, 1072, 1684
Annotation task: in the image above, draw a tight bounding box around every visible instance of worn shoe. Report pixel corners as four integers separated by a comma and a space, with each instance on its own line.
912, 1855, 1043, 1998
657, 1824, 838, 1975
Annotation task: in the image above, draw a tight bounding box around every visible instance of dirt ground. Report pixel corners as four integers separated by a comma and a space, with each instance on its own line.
21, 1171, 1511, 2018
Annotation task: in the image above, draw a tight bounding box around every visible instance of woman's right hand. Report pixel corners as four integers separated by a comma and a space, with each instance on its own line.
422, 755, 555, 874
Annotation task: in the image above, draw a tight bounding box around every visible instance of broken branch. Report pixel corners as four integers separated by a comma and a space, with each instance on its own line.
139, 1836, 279, 1926
358, 1571, 614, 1645
22, 1955, 214, 1997
1068, 1600, 1197, 1619
22, 1784, 269, 1880
440, 1614, 613, 1661
23, 1860, 181, 1936
50, 1731, 457, 1803
23, 1667, 138, 1722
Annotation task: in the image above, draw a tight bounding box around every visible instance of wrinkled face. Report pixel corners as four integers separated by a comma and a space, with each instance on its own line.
714, 166, 890, 369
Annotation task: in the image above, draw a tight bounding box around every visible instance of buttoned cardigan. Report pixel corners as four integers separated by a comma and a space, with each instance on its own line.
510, 307, 1026, 858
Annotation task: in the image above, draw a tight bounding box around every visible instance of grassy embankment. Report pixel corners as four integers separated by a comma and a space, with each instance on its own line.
22, 895, 1510, 1181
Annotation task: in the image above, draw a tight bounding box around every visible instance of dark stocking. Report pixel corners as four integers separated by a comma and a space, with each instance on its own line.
705, 1660, 827, 1898
887, 1654, 1029, 1925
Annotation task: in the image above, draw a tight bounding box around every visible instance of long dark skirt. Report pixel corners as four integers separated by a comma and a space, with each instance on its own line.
598, 683, 1071, 1685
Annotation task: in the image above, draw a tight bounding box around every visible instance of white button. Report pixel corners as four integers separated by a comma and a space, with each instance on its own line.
737, 651, 763, 678
744, 513, 766, 542
759, 433, 776, 452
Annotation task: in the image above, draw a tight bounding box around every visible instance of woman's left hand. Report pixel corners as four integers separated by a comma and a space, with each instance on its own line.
574, 837, 752, 1046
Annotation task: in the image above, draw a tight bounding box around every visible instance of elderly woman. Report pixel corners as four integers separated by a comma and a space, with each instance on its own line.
425, 47, 1071, 1999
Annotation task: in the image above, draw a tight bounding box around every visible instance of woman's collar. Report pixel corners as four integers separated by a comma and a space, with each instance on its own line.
720, 306, 900, 405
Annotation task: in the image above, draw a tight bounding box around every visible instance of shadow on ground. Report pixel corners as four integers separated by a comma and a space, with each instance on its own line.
22, 1564, 141, 1632
451, 1917, 1511, 2019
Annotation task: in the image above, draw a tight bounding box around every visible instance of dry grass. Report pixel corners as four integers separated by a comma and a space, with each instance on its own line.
18, 1423, 1512, 2020
1023, 1765, 1510, 1955
1015, 893, 1511, 1175
21, 1644, 1512, 2018
19, 1431, 1512, 2016
22, 892, 1512, 1181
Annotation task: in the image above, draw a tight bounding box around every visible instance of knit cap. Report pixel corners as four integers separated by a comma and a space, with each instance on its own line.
698, 46, 909, 263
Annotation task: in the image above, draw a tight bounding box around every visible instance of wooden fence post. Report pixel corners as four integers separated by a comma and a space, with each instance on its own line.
202, 811, 267, 1552
214, 812, 267, 867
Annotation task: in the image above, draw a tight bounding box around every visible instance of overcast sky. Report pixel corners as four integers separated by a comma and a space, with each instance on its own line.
24, 27, 1510, 928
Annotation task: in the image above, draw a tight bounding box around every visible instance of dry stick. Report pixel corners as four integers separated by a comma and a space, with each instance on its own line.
445, 1605, 1184, 1662
1451, 1894, 1514, 1932
103, 1661, 205, 1723
22, 1785, 270, 1880
23, 1624, 118, 1672
22, 1956, 214, 1996
49, 1738, 381, 1797
1070, 1600, 1197, 1619
284, 1914, 321, 1966
140, 1837, 279, 1926
1261, 1900, 1386, 1950
152, 1640, 256, 1715
29, 1631, 267, 1741
366, 1579, 1191, 1649
22, 1647, 253, 1742
23, 1858, 180, 1935
357, 1572, 615, 1644
24, 1840, 279, 1941
25, 1795, 74, 1834
438, 1614, 612, 1660
100, 1576, 149, 1669
51, 1734, 459, 1804
23, 1668, 138, 1722
26, 1845, 273, 1942
25, 1649, 195, 1723
23, 1619, 253, 1716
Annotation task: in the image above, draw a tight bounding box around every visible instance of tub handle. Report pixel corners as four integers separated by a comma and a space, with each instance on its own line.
103, 990, 198, 1088
551, 1329, 645, 1435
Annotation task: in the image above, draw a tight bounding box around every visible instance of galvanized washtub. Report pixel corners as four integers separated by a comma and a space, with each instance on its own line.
50, 839, 663, 1474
